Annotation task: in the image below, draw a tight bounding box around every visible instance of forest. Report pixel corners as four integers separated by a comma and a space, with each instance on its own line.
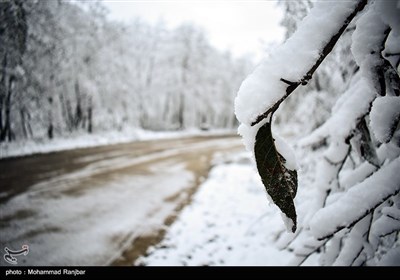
0, 0, 251, 144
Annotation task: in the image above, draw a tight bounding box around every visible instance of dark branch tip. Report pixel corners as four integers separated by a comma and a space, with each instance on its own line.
280, 78, 296, 86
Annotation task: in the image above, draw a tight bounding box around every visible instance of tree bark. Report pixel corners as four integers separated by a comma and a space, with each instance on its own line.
0, 54, 7, 138
47, 97, 53, 139
87, 97, 92, 133
1, 75, 15, 141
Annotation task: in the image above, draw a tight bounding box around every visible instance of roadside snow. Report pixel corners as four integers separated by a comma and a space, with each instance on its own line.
0, 128, 235, 159
137, 152, 293, 266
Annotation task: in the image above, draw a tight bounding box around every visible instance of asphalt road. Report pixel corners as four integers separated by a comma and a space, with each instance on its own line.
0, 135, 243, 265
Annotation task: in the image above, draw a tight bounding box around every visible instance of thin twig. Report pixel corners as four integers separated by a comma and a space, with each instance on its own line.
297, 239, 329, 266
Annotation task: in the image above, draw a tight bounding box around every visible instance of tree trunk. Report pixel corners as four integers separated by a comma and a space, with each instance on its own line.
19, 107, 28, 138
178, 93, 184, 129
87, 97, 92, 133
1, 75, 15, 142
0, 54, 7, 139
47, 97, 53, 139
74, 81, 82, 130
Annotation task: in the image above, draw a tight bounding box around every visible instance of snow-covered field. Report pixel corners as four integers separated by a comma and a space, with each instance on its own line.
137, 151, 295, 266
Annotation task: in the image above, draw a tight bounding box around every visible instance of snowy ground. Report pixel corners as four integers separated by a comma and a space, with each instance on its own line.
137, 151, 295, 266
0, 128, 235, 159
0, 127, 321, 266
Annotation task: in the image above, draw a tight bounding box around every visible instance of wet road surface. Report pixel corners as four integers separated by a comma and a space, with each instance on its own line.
0, 135, 243, 265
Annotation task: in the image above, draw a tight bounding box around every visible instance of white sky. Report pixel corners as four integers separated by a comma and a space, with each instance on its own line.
101, 0, 285, 59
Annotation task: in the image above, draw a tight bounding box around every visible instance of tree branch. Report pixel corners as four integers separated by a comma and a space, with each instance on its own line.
317, 189, 400, 241
251, 0, 368, 127
385, 52, 400, 57
372, 27, 392, 97
296, 239, 329, 266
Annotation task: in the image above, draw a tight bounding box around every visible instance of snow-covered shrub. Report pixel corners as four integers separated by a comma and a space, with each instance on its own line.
235, 0, 400, 265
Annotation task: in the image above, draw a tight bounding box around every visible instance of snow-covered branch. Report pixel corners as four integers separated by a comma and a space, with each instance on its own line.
246, 0, 368, 127
234, 0, 371, 234
310, 158, 400, 240
269, 0, 400, 266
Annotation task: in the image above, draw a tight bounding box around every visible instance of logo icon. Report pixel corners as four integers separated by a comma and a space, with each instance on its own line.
3, 245, 29, 265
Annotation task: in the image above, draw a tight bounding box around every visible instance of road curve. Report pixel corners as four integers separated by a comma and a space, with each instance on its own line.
0, 135, 243, 265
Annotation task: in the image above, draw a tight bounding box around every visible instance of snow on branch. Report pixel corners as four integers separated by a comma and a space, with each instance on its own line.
370, 205, 400, 245
309, 158, 400, 240
235, 0, 368, 128
332, 214, 371, 266
370, 96, 400, 143
234, 0, 369, 233
352, 5, 400, 98
300, 75, 376, 145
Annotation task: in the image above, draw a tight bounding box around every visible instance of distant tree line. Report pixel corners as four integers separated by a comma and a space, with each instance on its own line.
0, 0, 251, 143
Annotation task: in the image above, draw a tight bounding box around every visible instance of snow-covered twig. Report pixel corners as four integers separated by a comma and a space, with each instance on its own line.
295, 239, 329, 266
250, 0, 368, 127
310, 157, 400, 240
